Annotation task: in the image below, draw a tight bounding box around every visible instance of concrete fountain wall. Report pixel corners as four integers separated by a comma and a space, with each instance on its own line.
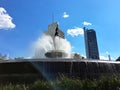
0, 59, 120, 84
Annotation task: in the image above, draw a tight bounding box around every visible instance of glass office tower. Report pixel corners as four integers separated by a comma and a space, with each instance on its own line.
84, 27, 99, 59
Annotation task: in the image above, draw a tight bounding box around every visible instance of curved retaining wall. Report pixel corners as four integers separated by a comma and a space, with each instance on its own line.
0, 59, 120, 83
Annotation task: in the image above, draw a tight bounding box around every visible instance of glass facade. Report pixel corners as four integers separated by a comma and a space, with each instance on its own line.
84, 28, 99, 59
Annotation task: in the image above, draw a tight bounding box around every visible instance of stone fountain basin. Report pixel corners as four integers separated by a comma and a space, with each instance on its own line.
0, 59, 120, 84
45, 50, 68, 58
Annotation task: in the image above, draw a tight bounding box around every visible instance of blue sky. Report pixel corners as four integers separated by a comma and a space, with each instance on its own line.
0, 0, 120, 60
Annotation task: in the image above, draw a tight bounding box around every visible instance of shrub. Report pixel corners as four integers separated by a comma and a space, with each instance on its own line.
1, 75, 120, 90
0, 83, 28, 90
55, 77, 83, 90
29, 80, 53, 90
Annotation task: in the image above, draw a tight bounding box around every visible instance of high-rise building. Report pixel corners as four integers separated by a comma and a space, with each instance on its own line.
84, 27, 99, 59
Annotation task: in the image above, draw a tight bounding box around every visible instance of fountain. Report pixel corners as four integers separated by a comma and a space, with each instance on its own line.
44, 22, 68, 58
0, 22, 120, 84
45, 50, 68, 58
34, 22, 71, 58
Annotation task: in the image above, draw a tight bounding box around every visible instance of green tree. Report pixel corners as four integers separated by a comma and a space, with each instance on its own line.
0, 53, 3, 60
72, 53, 85, 59
14, 57, 24, 60
116, 56, 120, 61
73, 53, 81, 59
0, 57, 3, 60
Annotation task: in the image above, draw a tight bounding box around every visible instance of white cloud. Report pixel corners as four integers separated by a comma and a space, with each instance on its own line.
100, 56, 108, 60
100, 55, 114, 60
63, 12, 69, 18
106, 51, 109, 55
0, 7, 16, 30
67, 27, 84, 37
82, 21, 92, 26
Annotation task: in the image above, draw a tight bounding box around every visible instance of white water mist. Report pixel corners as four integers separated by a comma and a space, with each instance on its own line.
33, 34, 72, 58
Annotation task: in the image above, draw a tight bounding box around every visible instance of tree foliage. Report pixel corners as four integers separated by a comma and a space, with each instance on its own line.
14, 57, 24, 60
116, 56, 120, 61
0, 57, 3, 60
0, 53, 9, 60
72, 53, 85, 59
